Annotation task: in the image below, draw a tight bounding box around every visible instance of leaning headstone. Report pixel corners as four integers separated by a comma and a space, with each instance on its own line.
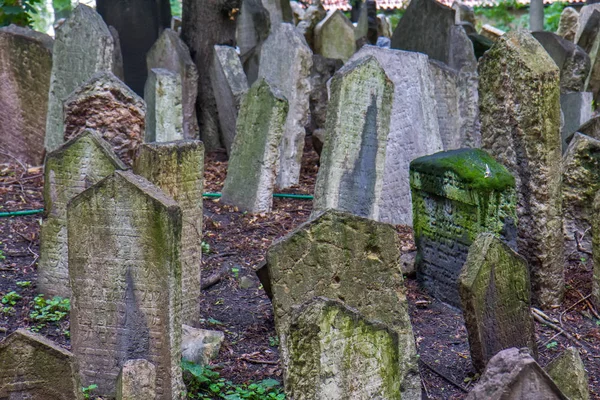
68, 170, 184, 399
0, 26, 52, 166
557, 7, 579, 42
312, 55, 393, 221
466, 348, 568, 400
575, 4, 600, 43
314, 10, 356, 62
411, 149, 517, 307
63, 71, 146, 166
266, 210, 420, 399
479, 30, 564, 307
563, 133, 600, 260
116, 359, 156, 400
459, 233, 536, 372
576, 114, 600, 140
133, 141, 204, 326
236, 0, 270, 85
0, 329, 82, 400
286, 297, 404, 399
221, 79, 288, 213
210, 45, 249, 154
45, 4, 122, 153
305, 54, 343, 137
545, 347, 590, 400
261, 0, 292, 27
561, 92, 593, 152
258, 23, 312, 189
38, 131, 126, 298
144, 68, 184, 143
147, 28, 199, 140
576, 10, 600, 102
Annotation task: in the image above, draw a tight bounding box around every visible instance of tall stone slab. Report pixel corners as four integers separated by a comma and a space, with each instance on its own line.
593, 190, 600, 309
147, 28, 199, 140
575, 4, 600, 44
261, 0, 292, 27
116, 359, 157, 400
576, 10, 600, 103
479, 30, 564, 307
314, 10, 356, 62
38, 131, 126, 298
0, 26, 52, 166
144, 68, 184, 143
258, 23, 312, 189
305, 54, 343, 138
411, 149, 517, 307
545, 347, 590, 400
561, 92, 593, 152
557, 7, 578, 42
313, 56, 393, 221
459, 233, 536, 372
236, 0, 270, 85
0, 329, 82, 400
45, 4, 122, 153
344, 46, 443, 225
63, 72, 146, 166
266, 210, 420, 400
297, 4, 327, 51
210, 45, 249, 155
133, 141, 204, 326
286, 298, 403, 399
221, 79, 288, 213
68, 170, 184, 399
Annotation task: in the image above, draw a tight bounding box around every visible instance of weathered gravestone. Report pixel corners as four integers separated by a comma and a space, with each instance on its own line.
0, 26, 52, 166
258, 23, 312, 189
575, 4, 600, 43
221, 79, 288, 213
147, 28, 199, 140
0, 329, 82, 400
561, 92, 593, 152
314, 10, 356, 62
38, 131, 126, 298
236, 0, 270, 85
63, 71, 146, 166
297, 4, 327, 51
305, 54, 343, 139
266, 210, 420, 400
481, 24, 505, 41
116, 359, 157, 400
261, 0, 292, 27
545, 347, 590, 400
410, 149, 518, 307
576, 10, 600, 103
312, 56, 393, 221
68, 170, 184, 399
286, 297, 403, 399
210, 45, 249, 155
144, 68, 183, 143
557, 7, 579, 42
45, 4, 122, 153
459, 233, 536, 372
133, 141, 204, 326
479, 30, 564, 307
590, 182, 600, 309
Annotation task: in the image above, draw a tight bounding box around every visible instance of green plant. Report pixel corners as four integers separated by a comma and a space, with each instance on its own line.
2, 291, 21, 306
543, 2, 567, 32
0, 0, 44, 28
202, 241, 211, 255
82, 383, 98, 399
268, 336, 279, 347
30, 294, 70, 323
1, 306, 14, 315
232, 267, 240, 279
546, 341, 558, 349
16, 281, 31, 288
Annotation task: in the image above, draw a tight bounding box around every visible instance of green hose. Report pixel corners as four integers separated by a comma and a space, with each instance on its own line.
0, 209, 45, 218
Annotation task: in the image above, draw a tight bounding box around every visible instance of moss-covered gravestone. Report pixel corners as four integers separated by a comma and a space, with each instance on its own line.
221, 79, 288, 213
0, 329, 82, 399
410, 148, 517, 307
286, 297, 402, 400
314, 10, 356, 62
479, 30, 564, 307
459, 233, 536, 372
38, 130, 126, 298
591, 191, 600, 309
68, 170, 184, 399
134, 140, 204, 326
266, 210, 420, 400
144, 68, 183, 143
313, 56, 393, 221
63, 72, 146, 166
545, 347, 590, 400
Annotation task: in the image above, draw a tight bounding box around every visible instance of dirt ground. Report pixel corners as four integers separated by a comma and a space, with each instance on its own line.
1, 139, 599, 399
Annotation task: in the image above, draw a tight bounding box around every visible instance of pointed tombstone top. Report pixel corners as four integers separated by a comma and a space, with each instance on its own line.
0, 328, 76, 360
545, 347, 590, 400
58, 4, 113, 41
147, 28, 195, 72
213, 45, 249, 97
65, 71, 144, 108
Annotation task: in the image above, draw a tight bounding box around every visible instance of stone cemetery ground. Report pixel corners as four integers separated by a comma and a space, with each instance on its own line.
1, 139, 600, 399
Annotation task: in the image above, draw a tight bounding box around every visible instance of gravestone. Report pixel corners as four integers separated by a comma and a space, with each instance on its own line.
0, 329, 82, 400
63, 71, 146, 166
594, 191, 600, 309
576, 114, 600, 140
286, 297, 403, 399
305, 54, 343, 137
575, 4, 600, 43
116, 359, 156, 400
576, 10, 600, 102
38, 131, 126, 298
297, 4, 327, 51
0, 26, 52, 166
545, 347, 590, 400
221, 79, 288, 213
411, 149, 518, 307
481, 24, 505, 41
561, 92, 593, 152
466, 348, 568, 400
563, 134, 600, 260
258, 23, 312, 189
312, 56, 393, 221
314, 10, 356, 62
261, 0, 292, 27
45, 4, 122, 153
68, 170, 184, 399
144, 68, 184, 143
211, 45, 249, 154
557, 7, 578, 42
479, 30, 564, 307
236, 0, 270, 85
147, 28, 199, 140
134, 141, 204, 326
459, 233, 536, 372
266, 210, 420, 400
